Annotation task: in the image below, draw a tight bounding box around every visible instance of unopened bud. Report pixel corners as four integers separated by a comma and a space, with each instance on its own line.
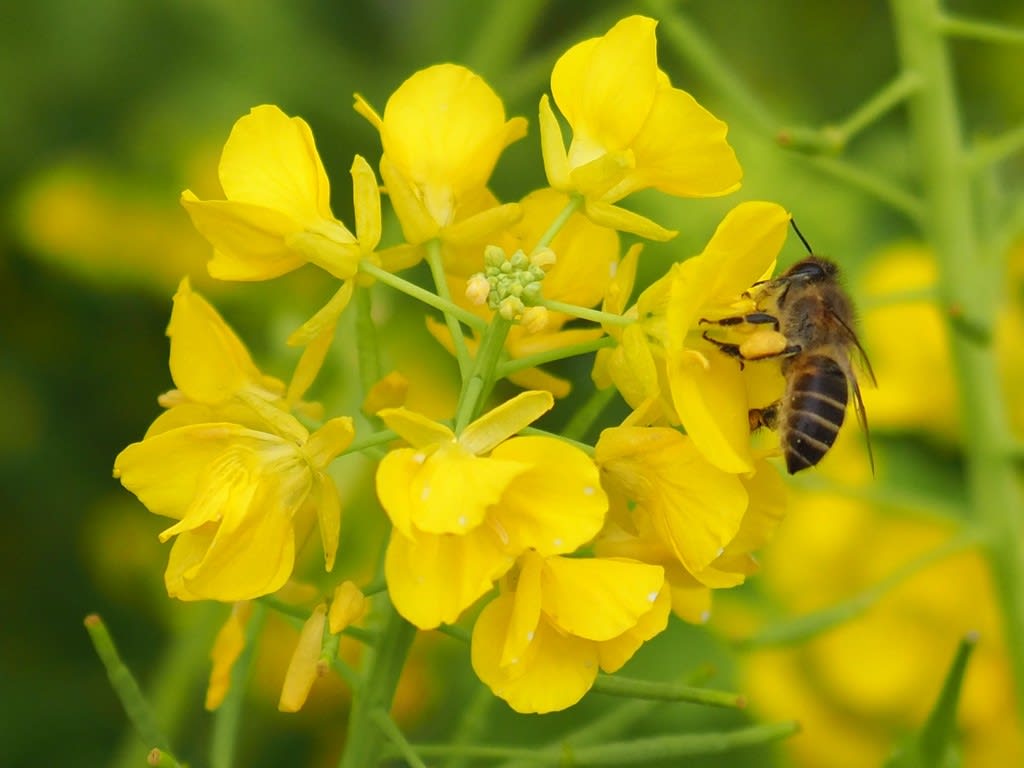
466, 273, 491, 305
499, 296, 525, 321
520, 306, 550, 334
530, 247, 556, 270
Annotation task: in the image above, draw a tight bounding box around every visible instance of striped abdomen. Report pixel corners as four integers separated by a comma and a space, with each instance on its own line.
781, 354, 848, 474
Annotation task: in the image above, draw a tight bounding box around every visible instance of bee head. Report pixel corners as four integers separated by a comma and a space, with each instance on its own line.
784, 256, 838, 283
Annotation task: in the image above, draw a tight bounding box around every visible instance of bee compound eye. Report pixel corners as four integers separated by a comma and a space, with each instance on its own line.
787, 261, 827, 281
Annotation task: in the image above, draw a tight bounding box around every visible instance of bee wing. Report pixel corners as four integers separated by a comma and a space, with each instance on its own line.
829, 309, 877, 386
849, 372, 876, 477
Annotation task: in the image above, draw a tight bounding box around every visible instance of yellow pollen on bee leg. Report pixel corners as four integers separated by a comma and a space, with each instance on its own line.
739, 330, 788, 360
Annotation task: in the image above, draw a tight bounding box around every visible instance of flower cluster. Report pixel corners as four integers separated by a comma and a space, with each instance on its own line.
115, 14, 800, 718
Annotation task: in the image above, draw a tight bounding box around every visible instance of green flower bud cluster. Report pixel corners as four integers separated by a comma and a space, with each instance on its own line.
473, 245, 550, 320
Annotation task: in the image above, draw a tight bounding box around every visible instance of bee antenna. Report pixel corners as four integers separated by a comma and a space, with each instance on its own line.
790, 218, 815, 256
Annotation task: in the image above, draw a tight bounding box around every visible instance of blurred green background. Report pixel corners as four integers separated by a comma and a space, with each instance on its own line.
4, 1, 1023, 766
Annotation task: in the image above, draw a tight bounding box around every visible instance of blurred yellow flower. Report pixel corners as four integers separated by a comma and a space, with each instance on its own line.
206, 601, 253, 710
376, 391, 607, 629
355, 64, 526, 259
540, 15, 742, 240
114, 280, 354, 601
721, 453, 1022, 768
182, 105, 380, 282
471, 550, 669, 713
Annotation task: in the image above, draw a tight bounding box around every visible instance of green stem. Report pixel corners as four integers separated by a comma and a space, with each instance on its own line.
534, 196, 583, 251
561, 385, 617, 443
891, 0, 1024, 721
496, 335, 615, 378
797, 154, 926, 224
454, 315, 512, 431
968, 121, 1024, 170
425, 240, 474, 380
538, 298, 634, 326
831, 71, 923, 148
342, 429, 398, 456
443, 683, 495, 768
937, 13, 1024, 45
387, 722, 799, 765
590, 674, 746, 709
210, 603, 266, 768
354, 285, 381, 395
359, 259, 487, 333
370, 708, 428, 768
84, 614, 176, 758
337, 596, 417, 768
464, 0, 549, 79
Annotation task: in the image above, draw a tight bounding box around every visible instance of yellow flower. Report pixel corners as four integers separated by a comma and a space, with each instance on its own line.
114, 281, 354, 601
376, 391, 608, 629
182, 105, 381, 282
593, 201, 790, 473
597, 454, 787, 623
664, 201, 790, 472
329, 581, 368, 634
355, 64, 526, 260
540, 15, 742, 240
471, 550, 669, 713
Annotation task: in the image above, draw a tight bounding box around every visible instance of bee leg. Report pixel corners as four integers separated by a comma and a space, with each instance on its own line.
749, 402, 780, 431
701, 331, 748, 369
698, 312, 780, 331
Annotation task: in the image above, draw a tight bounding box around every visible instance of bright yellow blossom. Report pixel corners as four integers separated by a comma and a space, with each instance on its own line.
595, 201, 789, 471
471, 550, 669, 713
376, 391, 607, 629
540, 15, 742, 240
114, 281, 354, 601
355, 64, 526, 262
181, 105, 380, 283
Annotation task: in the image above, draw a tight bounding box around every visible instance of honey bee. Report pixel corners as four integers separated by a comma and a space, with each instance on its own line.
700, 223, 875, 474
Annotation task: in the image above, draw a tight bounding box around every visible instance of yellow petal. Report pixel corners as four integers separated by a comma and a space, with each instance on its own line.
205, 601, 253, 710
460, 390, 554, 455
550, 37, 598, 128
598, 426, 748, 573
377, 242, 423, 272
180, 193, 306, 280
385, 526, 514, 629
329, 581, 367, 634
538, 95, 571, 190
375, 448, 422, 538
501, 550, 544, 667
362, 371, 409, 415
669, 580, 713, 624
312, 472, 341, 572
114, 423, 257, 519
350, 154, 382, 250
167, 278, 262, 403
278, 603, 327, 712
382, 64, 521, 201
379, 153, 438, 245
219, 105, 332, 225
409, 443, 529, 534
573, 16, 659, 150
287, 310, 340, 405
629, 87, 742, 198
541, 556, 664, 641
598, 584, 671, 672
352, 93, 383, 130
603, 243, 642, 318
377, 407, 455, 447
583, 200, 677, 241
471, 595, 598, 714
667, 348, 754, 473
305, 417, 356, 468
489, 436, 607, 555
443, 203, 523, 247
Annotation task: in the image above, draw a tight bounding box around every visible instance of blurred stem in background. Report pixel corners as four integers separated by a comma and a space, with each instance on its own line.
891, 0, 1024, 722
